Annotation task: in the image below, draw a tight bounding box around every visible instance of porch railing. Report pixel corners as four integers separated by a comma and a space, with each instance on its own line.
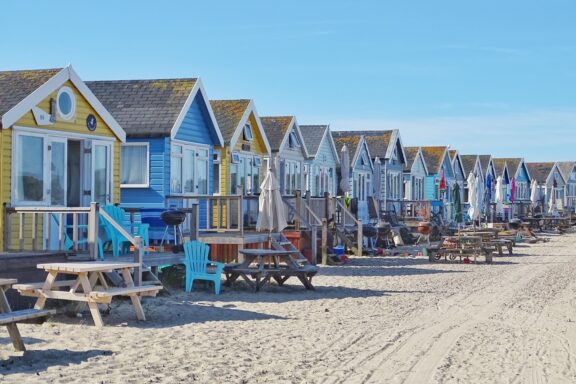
2, 203, 99, 260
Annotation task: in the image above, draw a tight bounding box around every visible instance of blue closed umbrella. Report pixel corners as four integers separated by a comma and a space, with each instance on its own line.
485, 173, 492, 201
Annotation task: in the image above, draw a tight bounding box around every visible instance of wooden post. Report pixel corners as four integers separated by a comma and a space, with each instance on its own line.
239, 195, 244, 236
72, 213, 78, 251
134, 236, 143, 286
324, 192, 330, 220
305, 191, 311, 225
356, 219, 363, 257
19, 213, 24, 251
295, 191, 301, 230
32, 213, 38, 251
190, 203, 199, 241
3, 204, 10, 251
321, 218, 328, 265
311, 225, 318, 265
87, 202, 99, 261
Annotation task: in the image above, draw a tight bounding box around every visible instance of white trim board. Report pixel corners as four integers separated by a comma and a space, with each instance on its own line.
2, 66, 126, 142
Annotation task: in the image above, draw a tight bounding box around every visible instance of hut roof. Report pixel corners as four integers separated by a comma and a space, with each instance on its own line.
403, 146, 420, 171
526, 162, 555, 184
460, 155, 478, 176
300, 125, 329, 156
332, 134, 361, 163
261, 116, 294, 152
209, 99, 252, 144
420, 146, 448, 174
492, 159, 508, 177
557, 161, 576, 181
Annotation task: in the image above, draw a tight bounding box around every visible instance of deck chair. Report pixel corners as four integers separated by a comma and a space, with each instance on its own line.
100, 205, 149, 257
51, 214, 104, 260
182, 240, 224, 294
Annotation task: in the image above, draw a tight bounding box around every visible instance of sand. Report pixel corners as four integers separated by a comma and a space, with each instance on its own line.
2, 232, 576, 383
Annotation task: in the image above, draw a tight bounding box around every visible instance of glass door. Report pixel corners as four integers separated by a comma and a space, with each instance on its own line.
92, 141, 112, 205
49, 138, 67, 206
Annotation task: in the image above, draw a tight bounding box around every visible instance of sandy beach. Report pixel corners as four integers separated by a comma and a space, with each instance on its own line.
2, 232, 576, 383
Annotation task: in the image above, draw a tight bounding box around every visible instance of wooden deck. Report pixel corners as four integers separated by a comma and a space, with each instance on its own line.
197, 231, 270, 245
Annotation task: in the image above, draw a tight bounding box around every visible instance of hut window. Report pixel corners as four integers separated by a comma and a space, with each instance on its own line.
121, 143, 149, 188
56, 86, 76, 121
15, 135, 45, 203
243, 124, 253, 141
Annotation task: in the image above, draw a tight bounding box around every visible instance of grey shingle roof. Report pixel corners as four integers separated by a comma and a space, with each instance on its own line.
478, 155, 492, 174
526, 162, 555, 184
332, 130, 393, 159
494, 158, 522, 178
460, 155, 477, 176
261, 116, 293, 152
403, 147, 420, 171
420, 146, 448, 174
332, 135, 361, 165
300, 125, 328, 156
492, 159, 507, 177
210, 100, 251, 144
0, 68, 62, 125
86, 79, 197, 137
557, 161, 575, 181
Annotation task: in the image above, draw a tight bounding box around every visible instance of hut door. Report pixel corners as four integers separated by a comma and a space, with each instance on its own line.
92, 141, 112, 205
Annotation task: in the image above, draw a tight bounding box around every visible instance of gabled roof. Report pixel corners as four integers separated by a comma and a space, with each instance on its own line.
526, 162, 556, 184
448, 150, 457, 161
460, 155, 479, 176
478, 155, 492, 174
449, 150, 465, 178
332, 129, 405, 163
403, 146, 419, 171
300, 125, 339, 163
261, 116, 309, 157
492, 159, 508, 178
87, 78, 222, 145
557, 161, 576, 181
332, 134, 369, 170
210, 99, 271, 154
420, 146, 449, 174
0, 66, 125, 141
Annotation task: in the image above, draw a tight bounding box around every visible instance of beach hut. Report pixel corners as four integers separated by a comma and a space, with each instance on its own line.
332, 134, 373, 221
494, 158, 532, 215
402, 147, 428, 201
420, 146, 456, 219
87, 77, 224, 237
478, 155, 496, 199
525, 162, 566, 213
0, 66, 126, 250
449, 150, 466, 204
300, 125, 339, 197
558, 162, 576, 212
460, 155, 483, 203
261, 116, 309, 196
210, 100, 271, 195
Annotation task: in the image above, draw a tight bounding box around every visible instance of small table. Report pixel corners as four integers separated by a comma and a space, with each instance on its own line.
14, 262, 162, 327
224, 249, 318, 292
0, 279, 54, 351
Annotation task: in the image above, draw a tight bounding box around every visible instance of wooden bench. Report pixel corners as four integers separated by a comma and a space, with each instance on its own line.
89, 285, 162, 299
13, 280, 78, 292
0, 308, 55, 326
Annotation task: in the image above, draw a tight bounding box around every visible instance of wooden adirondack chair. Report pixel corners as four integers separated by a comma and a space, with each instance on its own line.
182, 241, 224, 294
100, 205, 149, 257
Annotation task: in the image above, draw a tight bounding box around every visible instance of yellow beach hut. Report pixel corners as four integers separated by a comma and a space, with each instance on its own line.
0, 66, 125, 251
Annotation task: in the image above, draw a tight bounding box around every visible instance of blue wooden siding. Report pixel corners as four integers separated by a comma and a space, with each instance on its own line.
425, 175, 437, 200
516, 165, 528, 182
308, 134, 338, 195
174, 93, 219, 145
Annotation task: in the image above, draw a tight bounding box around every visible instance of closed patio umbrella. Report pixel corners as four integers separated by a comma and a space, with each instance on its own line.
476, 174, 484, 221
548, 185, 556, 214
256, 168, 288, 236
510, 177, 516, 203
495, 176, 504, 216
339, 144, 350, 196
452, 183, 462, 223
467, 173, 478, 221
530, 180, 539, 209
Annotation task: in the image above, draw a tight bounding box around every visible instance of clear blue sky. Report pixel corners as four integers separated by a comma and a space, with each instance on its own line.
2, 1, 575, 161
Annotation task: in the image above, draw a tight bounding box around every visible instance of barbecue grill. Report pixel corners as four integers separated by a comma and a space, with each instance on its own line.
160, 210, 186, 251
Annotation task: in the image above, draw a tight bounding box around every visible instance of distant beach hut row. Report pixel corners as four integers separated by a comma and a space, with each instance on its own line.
0, 66, 575, 254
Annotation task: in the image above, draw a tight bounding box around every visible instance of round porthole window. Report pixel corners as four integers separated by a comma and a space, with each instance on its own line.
56, 86, 76, 120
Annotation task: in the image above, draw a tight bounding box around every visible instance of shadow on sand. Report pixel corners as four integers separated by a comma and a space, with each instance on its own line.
0, 348, 112, 375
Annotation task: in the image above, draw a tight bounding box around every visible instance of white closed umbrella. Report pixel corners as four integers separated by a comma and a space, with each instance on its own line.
548, 185, 556, 214
495, 176, 504, 216
256, 168, 288, 235
467, 173, 478, 221
530, 179, 539, 208
339, 145, 350, 195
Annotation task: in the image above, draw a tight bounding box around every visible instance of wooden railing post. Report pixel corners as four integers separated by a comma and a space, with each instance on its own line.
311, 225, 318, 265
305, 191, 311, 225
295, 191, 301, 230
323, 192, 330, 220
3, 204, 10, 251
190, 203, 199, 241
321, 218, 328, 265
133, 236, 143, 286
87, 202, 99, 261
239, 195, 244, 236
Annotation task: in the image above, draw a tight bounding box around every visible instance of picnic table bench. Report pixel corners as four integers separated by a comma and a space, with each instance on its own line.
0, 278, 54, 351
433, 236, 495, 264
224, 249, 318, 292
13, 262, 162, 327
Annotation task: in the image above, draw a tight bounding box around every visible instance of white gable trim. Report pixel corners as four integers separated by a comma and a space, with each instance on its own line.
385, 130, 407, 164
2, 66, 126, 142
352, 136, 373, 172
322, 125, 340, 165
229, 100, 271, 156
170, 78, 224, 147
411, 148, 429, 175
277, 117, 310, 159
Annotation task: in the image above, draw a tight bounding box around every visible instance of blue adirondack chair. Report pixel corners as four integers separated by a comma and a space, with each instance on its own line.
182, 240, 224, 294
51, 214, 104, 260
100, 205, 149, 257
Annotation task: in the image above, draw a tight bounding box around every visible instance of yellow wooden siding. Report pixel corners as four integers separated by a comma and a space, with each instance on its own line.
0, 81, 122, 250
232, 113, 267, 155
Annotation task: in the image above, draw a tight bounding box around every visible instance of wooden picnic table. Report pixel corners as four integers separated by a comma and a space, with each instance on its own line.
13, 262, 162, 327
0, 278, 54, 351
524, 216, 571, 232
434, 235, 495, 264
224, 249, 318, 292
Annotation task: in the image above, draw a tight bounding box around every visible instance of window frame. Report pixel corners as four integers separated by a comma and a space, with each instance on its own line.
243, 124, 253, 141
120, 142, 150, 188
56, 86, 76, 121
